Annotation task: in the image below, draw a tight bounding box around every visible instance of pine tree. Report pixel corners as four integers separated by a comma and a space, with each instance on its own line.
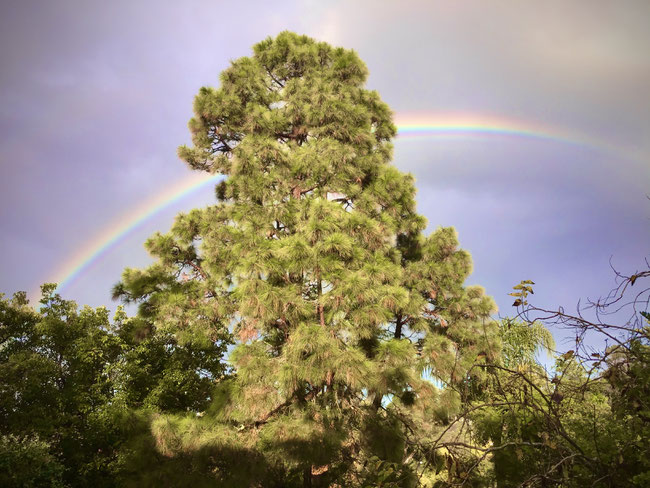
115, 32, 499, 487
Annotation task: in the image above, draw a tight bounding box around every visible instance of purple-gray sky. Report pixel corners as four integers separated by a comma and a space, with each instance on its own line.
1, 1, 648, 347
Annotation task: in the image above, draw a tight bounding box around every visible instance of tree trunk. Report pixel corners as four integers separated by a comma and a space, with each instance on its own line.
394, 315, 403, 339
303, 466, 312, 488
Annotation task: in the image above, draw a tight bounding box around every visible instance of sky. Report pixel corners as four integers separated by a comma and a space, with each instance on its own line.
1, 0, 648, 347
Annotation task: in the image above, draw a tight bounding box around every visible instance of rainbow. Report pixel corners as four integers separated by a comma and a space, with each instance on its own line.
42, 113, 618, 298
44, 173, 223, 297
393, 112, 618, 154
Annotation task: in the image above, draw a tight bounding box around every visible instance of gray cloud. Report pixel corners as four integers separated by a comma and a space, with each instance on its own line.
1, 1, 648, 327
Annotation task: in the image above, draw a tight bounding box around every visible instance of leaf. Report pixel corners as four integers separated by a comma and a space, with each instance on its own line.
630, 274, 637, 285
562, 350, 574, 360
513, 299, 522, 307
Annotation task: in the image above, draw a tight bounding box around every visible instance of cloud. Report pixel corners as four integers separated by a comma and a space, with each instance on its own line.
0, 0, 647, 316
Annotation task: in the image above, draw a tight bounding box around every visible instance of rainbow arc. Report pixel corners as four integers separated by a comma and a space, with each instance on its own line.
42, 113, 618, 297
393, 113, 614, 152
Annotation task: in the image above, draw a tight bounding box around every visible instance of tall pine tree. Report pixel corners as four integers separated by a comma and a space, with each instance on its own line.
115, 32, 499, 487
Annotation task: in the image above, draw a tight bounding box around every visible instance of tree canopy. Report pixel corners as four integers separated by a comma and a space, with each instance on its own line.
0, 285, 228, 486
113, 31, 499, 486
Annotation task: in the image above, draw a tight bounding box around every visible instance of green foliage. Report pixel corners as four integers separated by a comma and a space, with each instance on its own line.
499, 318, 555, 367
112, 31, 499, 485
7, 30, 647, 487
0, 285, 228, 486
508, 279, 535, 307
1, 287, 122, 486
459, 273, 650, 487
0, 435, 65, 488
467, 350, 650, 486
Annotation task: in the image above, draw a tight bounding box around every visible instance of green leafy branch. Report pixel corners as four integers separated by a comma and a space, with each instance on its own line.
509, 280, 535, 307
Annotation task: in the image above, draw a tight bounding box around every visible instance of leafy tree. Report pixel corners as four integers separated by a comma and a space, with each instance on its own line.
114, 31, 499, 486
0, 435, 65, 488
0, 285, 123, 486
443, 272, 650, 487
506, 271, 650, 486
0, 285, 228, 486
498, 317, 554, 368
110, 307, 229, 413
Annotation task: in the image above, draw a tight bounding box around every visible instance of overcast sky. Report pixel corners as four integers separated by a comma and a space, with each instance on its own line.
1, 0, 648, 346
